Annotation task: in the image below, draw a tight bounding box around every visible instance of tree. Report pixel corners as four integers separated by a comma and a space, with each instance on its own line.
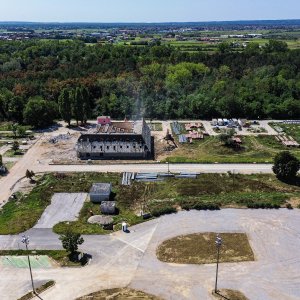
16, 126, 26, 138
218, 129, 236, 147
72, 87, 84, 126
273, 151, 300, 180
58, 89, 72, 126
11, 123, 18, 138
11, 141, 19, 153
23, 97, 58, 128
25, 169, 35, 182
59, 231, 84, 256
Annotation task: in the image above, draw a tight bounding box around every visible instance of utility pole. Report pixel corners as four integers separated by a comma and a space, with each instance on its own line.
21, 235, 35, 294
215, 234, 223, 293
166, 161, 170, 174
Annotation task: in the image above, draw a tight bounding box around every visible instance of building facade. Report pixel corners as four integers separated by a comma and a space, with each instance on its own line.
76, 119, 152, 160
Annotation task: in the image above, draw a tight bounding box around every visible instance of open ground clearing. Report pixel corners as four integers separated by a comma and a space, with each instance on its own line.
77, 288, 162, 300
156, 233, 254, 264
0, 172, 299, 235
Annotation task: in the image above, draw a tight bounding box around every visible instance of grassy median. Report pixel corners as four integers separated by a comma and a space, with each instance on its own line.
157, 233, 254, 264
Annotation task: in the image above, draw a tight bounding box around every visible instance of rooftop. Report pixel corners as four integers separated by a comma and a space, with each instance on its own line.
90, 183, 112, 194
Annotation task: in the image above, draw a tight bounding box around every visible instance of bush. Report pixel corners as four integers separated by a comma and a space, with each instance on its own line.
181, 202, 220, 211
273, 151, 300, 180
247, 202, 280, 209
286, 203, 293, 210
150, 205, 177, 217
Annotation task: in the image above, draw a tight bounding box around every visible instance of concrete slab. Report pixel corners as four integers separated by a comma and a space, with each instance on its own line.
34, 193, 87, 229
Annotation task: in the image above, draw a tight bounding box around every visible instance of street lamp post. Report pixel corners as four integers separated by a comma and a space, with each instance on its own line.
166, 161, 170, 174
214, 234, 223, 293
21, 235, 35, 294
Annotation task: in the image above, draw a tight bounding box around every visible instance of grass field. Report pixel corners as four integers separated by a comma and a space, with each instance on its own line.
157, 233, 254, 264
77, 288, 162, 300
163, 135, 300, 163
0, 173, 299, 235
3, 149, 25, 157
0, 172, 144, 235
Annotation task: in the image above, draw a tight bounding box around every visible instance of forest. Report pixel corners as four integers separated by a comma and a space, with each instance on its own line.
0, 39, 299, 127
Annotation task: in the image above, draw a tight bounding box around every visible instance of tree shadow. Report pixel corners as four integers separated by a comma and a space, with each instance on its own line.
214, 291, 230, 300
278, 176, 300, 187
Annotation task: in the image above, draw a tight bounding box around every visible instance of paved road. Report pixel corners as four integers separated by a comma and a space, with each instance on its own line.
0, 209, 300, 300
38, 163, 273, 174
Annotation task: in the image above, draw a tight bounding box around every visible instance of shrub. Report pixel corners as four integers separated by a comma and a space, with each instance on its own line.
150, 205, 177, 217
286, 203, 293, 210
247, 202, 280, 209
181, 202, 220, 211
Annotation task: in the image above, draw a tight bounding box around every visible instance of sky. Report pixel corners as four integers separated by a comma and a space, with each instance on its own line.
0, 0, 299, 23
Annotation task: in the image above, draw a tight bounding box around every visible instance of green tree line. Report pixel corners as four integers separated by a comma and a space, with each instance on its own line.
0, 39, 299, 127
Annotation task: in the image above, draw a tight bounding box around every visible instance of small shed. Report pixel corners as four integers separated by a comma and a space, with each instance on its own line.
100, 201, 116, 215
97, 116, 111, 125
90, 183, 112, 203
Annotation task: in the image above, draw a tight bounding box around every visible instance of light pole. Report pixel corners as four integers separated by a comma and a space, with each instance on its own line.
214, 234, 223, 293
21, 235, 35, 294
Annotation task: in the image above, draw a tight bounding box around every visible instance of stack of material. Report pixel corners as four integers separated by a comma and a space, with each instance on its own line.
278, 135, 299, 147
100, 201, 116, 215
135, 173, 164, 182
185, 122, 202, 131
179, 134, 188, 143
185, 131, 204, 140
171, 122, 182, 135
122, 172, 135, 185
175, 172, 200, 179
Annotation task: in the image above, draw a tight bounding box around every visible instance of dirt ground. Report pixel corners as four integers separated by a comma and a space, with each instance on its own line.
77, 288, 162, 300
40, 132, 80, 163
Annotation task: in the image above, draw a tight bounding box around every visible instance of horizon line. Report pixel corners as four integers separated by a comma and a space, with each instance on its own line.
0, 18, 300, 24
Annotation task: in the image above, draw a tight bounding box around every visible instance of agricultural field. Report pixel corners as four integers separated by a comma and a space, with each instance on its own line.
1, 172, 299, 235
164, 135, 300, 163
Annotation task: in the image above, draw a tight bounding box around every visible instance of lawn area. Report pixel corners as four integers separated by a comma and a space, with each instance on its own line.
3, 149, 25, 157
156, 233, 254, 264
0, 172, 144, 235
146, 173, 300, 212
213, 290, 249, 300
77, 288, 162, 300
163, 135, 300, 163
0, 172, 299, 235
149, 122, 163, 131
0, 122, 32, 132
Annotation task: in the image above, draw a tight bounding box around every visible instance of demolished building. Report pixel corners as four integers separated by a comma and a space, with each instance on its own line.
76, 119, 152, 160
